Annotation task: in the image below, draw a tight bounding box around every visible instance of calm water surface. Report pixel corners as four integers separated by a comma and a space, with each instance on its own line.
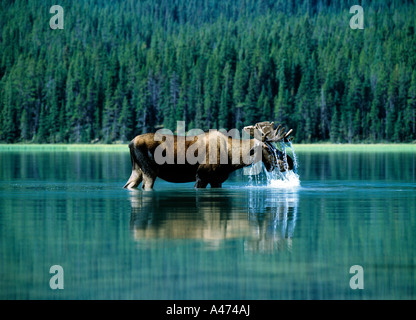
0, 150, 415, 299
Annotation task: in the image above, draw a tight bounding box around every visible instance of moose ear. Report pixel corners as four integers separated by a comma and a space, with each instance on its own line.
262, 142, 270, 150
243, 125, 256, 137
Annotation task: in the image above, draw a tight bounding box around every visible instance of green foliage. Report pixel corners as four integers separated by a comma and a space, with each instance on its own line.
0, 0, 415, 143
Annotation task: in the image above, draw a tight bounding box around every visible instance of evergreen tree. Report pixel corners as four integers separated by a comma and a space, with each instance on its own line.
219, 62, 233, 129
118, 97, 133, 142
330, 107, 340, 143
405, 71, 416, 141
243, 71, 259, 126
0, 0, 415, 143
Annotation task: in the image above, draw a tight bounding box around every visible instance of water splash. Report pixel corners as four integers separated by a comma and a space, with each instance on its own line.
267, 141, 300, 188
267, 170, 300, 188
246, 141, 300, 189
287, 141, 298, 174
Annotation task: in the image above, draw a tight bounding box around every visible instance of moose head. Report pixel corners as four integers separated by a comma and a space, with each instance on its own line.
244, 121, 294, 172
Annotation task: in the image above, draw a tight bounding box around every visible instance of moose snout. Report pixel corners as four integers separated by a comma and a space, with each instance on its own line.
276, 154, 294, 172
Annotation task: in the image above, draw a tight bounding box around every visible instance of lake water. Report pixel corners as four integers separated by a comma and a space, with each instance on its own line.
0, 148, 415, 300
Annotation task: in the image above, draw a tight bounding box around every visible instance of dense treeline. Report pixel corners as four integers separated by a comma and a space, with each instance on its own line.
1, 0, 415, 143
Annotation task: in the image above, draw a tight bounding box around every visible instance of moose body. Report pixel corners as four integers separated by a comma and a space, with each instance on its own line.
124, 122, 294, 190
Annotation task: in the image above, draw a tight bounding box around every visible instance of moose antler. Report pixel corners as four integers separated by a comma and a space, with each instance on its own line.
243, 121, 293, 142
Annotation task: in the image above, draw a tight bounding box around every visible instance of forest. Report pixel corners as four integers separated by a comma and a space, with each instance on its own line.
0, 0, 415, 144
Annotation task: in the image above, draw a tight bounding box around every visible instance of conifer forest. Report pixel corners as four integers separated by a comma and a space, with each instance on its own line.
1, 0, 415, 144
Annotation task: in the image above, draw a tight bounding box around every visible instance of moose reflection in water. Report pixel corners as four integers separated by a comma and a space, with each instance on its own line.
129, 189, 298, 253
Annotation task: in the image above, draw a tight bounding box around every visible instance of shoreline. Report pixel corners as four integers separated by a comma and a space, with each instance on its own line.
0, 143, 415, 153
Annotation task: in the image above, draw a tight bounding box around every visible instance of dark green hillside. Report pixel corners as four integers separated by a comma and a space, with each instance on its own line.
1, 0, 415, 143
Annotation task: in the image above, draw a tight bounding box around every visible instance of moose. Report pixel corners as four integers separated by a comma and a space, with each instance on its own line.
124, 121, 294, 190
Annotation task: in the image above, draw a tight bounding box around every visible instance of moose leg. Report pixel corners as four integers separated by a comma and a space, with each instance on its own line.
124, 145, 143, 189
194, 173, 208, 189
194, 178, 208, 189
124, 168, 143, 189
210, 182, 222, 188
142, 174, 156, 191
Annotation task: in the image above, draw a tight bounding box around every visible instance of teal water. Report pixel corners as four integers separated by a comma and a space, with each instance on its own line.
0, 150, 415, 299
